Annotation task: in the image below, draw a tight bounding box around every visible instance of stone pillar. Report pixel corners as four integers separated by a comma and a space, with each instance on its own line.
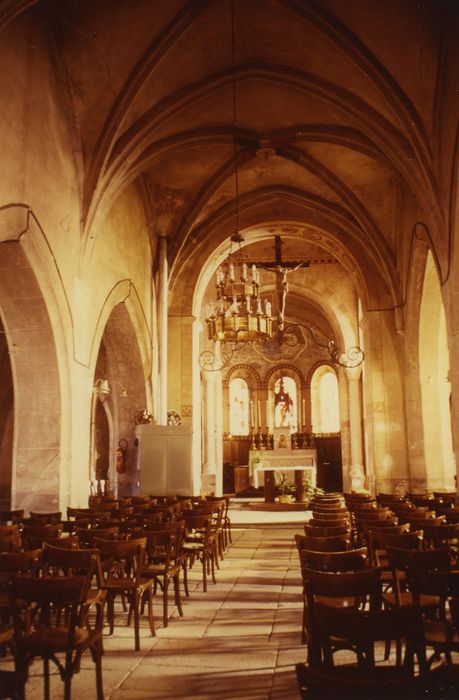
202, 370, 217, 494
214, 370, 223, 496
157, 235, 168, 425
345, 365, 365, 490
338, 367, 352, 492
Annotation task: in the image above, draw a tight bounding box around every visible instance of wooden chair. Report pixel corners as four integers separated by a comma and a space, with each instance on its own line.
28, 511, 62, 523
295, 606, 429, 699
0, 549, 43, 627
21, 523, 63, 550
205, 495, 232, 547
298, 547, 368, 572
182, 513, 218, 592
0, 532, 22, 553
0, 510, 24, 525
137, 528, 184, 627
42, 543, 106, 613
368, 528, 423, 568
307, 517, 350, 529
75, 526, 119, 547
301, 566, 382, 664
304, 524, 350, 538
295, 533, 351, 553
95, 537, 155, 651
407, 568, 459, 666
10, 574, 104, 700
384, 546, 451, 614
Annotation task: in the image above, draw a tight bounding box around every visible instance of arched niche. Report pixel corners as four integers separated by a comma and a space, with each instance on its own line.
265, 365, 305, 431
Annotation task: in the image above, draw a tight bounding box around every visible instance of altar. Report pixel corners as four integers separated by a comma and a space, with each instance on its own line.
248, 446, 317, 502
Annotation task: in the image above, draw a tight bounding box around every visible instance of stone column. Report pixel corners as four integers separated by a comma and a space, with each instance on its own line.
214, 370, 223, 496
345, 365, 365, 490
338, 367, 352, 492
202, 370, 217, 493
157, 235, 168, 425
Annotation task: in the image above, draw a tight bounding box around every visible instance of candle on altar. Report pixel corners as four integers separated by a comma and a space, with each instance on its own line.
265, 399, 269, 428
250, 401, 255, 428
302, 398, 306, 426
257, 400, 261, 427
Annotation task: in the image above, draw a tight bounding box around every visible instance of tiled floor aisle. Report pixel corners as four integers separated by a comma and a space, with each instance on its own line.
11, 526, 306, 699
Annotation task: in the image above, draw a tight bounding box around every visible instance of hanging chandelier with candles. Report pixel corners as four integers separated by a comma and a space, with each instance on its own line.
205, 234, 273, 344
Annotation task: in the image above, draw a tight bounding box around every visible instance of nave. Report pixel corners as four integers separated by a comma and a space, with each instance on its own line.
0, 525, 305, 700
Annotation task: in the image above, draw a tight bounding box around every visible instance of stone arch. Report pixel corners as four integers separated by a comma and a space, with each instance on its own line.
265, 364, 306, 389
418, 251, 455, 491
223, 364, 262, 389
90, 292, 152, 497
0, 239, 62, 511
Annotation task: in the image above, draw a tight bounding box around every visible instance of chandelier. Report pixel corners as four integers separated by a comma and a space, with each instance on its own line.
205, 234, 273, 344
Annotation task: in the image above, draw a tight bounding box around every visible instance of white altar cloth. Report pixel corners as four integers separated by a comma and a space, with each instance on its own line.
249, 449, 317, 489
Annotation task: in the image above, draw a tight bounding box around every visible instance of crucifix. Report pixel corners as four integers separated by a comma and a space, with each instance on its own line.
248, 236, 310, 331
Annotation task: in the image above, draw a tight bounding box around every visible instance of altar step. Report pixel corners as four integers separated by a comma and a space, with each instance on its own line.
248, 500, 310, 511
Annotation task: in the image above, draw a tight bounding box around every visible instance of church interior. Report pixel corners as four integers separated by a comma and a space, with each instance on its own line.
1, 0, 459, 697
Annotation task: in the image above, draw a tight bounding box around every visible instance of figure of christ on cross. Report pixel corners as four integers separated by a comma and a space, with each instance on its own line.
249, 236, 310, 332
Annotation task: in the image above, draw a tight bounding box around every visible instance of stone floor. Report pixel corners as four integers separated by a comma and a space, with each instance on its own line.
3, 525, 307, 699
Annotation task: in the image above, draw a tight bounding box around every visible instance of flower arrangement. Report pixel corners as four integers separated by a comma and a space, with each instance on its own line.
275, 474, 296, 496
303, 472, 324, 503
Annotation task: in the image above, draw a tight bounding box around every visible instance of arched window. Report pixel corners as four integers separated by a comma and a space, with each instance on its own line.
274, 376, 298, 430
229, 378, 250, 435
311, 366, 340, 433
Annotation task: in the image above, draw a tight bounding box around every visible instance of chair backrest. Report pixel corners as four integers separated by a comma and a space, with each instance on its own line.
354, 509, 393, 521
311, 509, 350, 519
386, 545, 451, 573
308, 517, 350, 529
0, 548, 42, 578
183, 513, 214, 542
303, 566, 382, 607
295, 533, 351, 552
0, 532, 22, 553
299, 547, 368, 572
140, 529, 182, 568
0, 509, 24, 524
75, 526, 119, 546
304, 524, 350, 537
22, 522, 63, 538
28, 511, 62, 523
96, 537, 147, 581
315, 605, 426, 673
10, 574, 88, 648
43, 543, 103, 586
420, 523, 459, 547
406, 569, 459, 604
0, 524, 20, 537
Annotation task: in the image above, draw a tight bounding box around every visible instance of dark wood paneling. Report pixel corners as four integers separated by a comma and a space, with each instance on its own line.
314, 435, 343, 492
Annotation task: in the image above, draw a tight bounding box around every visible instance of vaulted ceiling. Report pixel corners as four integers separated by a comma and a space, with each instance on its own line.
17, 0, 458, 309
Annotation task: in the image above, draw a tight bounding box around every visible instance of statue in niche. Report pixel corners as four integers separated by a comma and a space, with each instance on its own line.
274, 377, 293, 428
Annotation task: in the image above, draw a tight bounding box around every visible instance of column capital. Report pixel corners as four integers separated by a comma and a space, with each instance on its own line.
344, 365, 363, 381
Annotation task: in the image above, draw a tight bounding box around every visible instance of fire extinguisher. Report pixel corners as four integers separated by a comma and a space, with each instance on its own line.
115, 439, 128, 474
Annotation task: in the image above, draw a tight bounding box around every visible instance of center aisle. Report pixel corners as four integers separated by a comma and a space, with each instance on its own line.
109, 526, 306, 699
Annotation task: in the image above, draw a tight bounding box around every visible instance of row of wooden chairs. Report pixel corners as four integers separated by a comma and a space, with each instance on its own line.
295, 522, 459, 698
0, 496, 233, 699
